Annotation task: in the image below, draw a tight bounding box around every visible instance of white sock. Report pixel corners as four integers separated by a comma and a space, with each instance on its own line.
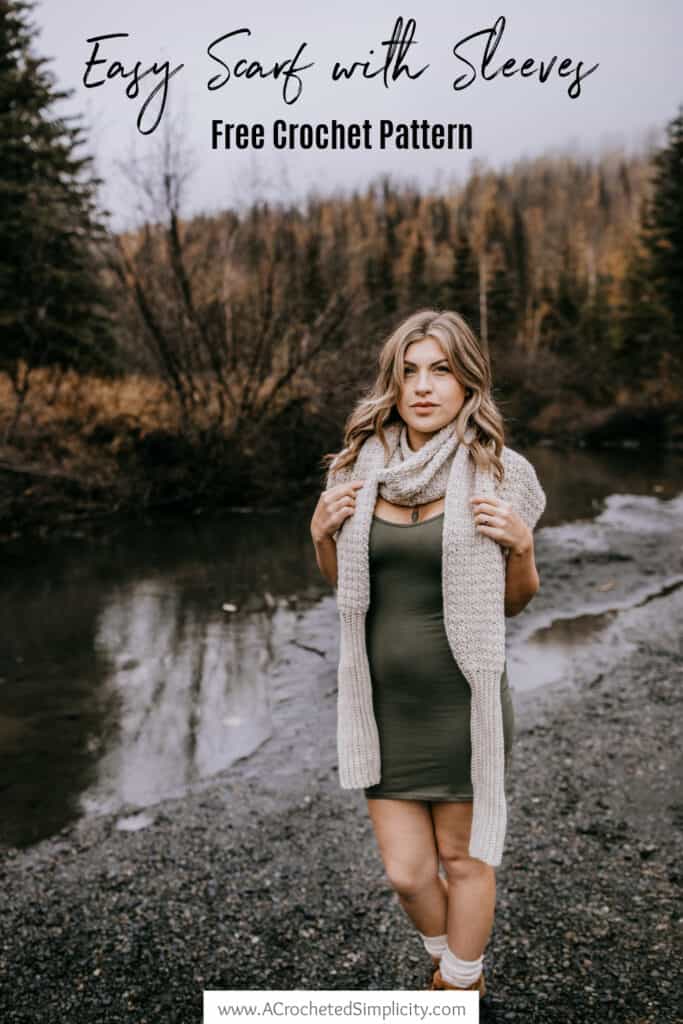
418, 931, 448, 959
440, 944, 484, 986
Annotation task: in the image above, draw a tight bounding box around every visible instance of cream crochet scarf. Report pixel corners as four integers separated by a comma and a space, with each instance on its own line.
326, 417, 546, 866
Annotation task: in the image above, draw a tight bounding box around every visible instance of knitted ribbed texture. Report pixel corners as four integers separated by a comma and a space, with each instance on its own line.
325, 420, 546, 867
337, 608, 382, 787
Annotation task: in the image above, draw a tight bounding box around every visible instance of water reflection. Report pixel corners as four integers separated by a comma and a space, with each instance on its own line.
510, 574, 683, 693
0, 443, 681, 849
0, 515, 319, 849
87, 580, 275, 814
508, 488, 683, 692
529, 443, 681, 525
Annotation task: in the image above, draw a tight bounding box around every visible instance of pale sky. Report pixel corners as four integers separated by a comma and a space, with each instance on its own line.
34, 0, 682, 230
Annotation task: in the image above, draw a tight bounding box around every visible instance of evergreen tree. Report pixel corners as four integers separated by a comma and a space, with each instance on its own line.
641, 105, 683, 345
615, 105, 683, 388
408, 231, 427, 306
300, 231, 327, 319
542, 265, 584, 359
447, 227, 479, 328
613, 239, 670, 386
0, 0, 113, 392
509, 200, 529, 330
376, 216, 397, 315
377, 244, 397, 315
577, 272, 618, 403
487, 263, 516, 350
429, 198, 451, 245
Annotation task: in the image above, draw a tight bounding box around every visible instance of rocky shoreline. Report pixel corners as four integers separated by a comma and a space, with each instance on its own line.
2, 482, 683, 1023
1, 575, 681, 1023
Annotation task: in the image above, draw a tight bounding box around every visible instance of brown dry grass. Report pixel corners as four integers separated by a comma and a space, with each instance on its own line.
1, 364, 177, 433
0, 365, 180, 481
0, 362, 318, 481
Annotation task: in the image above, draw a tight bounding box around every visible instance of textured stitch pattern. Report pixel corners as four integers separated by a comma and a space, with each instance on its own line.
324, 419, 546, 866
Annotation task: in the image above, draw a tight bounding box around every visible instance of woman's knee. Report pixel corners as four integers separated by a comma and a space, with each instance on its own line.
385, 858, 440, 898
366, 798, 440, 898
441, 852, 491, 885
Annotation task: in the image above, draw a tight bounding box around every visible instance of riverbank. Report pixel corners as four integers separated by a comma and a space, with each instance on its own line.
1, 556, 681, 1023
1, 361, 682, 548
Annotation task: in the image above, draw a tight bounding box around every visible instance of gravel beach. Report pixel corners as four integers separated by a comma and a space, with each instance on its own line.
1, 503, 682, 1024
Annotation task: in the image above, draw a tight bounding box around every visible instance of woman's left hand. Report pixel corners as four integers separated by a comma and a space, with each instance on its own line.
469, 495, 532, 555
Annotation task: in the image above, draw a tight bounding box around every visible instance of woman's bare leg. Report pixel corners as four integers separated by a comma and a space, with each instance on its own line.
431, 801, 496, 960
366, 797, 447, 961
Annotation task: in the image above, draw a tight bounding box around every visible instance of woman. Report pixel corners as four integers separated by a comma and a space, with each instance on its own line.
309, 309, 546, 996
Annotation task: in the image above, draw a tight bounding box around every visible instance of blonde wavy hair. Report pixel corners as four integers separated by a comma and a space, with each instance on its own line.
323, 308, 506, 484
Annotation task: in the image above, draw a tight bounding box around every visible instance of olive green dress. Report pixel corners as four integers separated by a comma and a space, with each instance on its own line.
363, 511, 515, 802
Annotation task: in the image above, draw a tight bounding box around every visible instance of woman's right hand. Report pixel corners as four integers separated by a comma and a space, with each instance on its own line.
310, 480, 365, 544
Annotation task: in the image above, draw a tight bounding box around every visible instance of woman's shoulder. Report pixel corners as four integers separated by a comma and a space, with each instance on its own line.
325, 426, 396, 488
324, 445, 367, 489
499, 444, 538, 477
497, 445, 546, 530
325, 456, 356, 490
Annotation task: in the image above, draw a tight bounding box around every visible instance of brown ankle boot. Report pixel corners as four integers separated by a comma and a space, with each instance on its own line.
430, 967, 486, 997
424, 956, 442, 989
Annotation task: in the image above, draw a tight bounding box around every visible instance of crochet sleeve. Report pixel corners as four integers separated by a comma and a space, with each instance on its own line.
324, 456, 357, 544
498, 448, 547, 555
324, 458, 355, 492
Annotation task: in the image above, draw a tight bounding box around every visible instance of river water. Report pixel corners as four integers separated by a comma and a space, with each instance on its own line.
1, 443, 682, 849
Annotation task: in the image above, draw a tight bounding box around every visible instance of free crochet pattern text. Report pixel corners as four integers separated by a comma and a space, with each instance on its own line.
81, 15, 600, 136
